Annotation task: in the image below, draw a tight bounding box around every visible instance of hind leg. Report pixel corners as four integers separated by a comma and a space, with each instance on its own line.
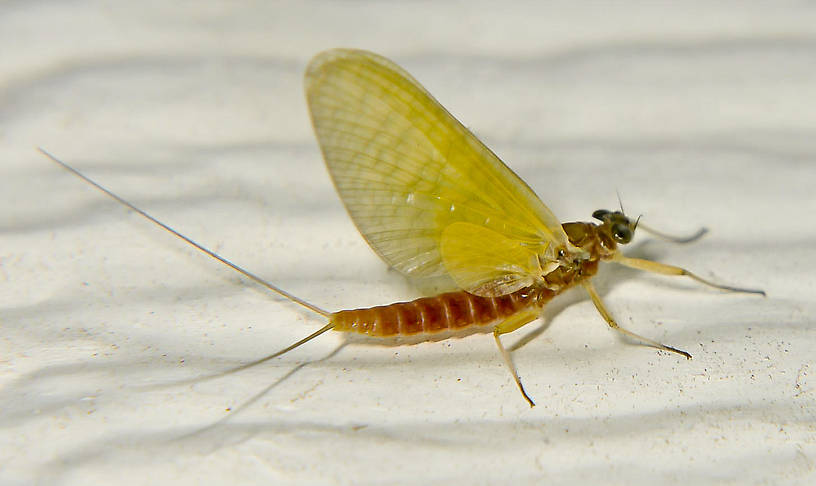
493, 311, 540, 407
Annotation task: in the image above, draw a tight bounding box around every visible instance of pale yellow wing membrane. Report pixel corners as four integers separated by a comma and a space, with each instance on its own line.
440, 222, 558, 297
305, 49, 569, 293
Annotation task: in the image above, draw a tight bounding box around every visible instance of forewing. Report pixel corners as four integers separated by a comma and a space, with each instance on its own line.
305, 49, 569, 291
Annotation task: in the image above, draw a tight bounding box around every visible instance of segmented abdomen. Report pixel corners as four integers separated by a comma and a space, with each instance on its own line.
330, 287, 553, 337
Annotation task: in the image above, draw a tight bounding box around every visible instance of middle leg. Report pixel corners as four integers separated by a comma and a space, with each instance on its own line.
581, 280, 691, 359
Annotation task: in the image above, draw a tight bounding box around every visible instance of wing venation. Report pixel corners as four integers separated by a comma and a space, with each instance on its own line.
305, 49, 570, 293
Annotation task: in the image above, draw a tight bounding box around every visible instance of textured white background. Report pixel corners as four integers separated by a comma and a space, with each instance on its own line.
2, 1, 815, 485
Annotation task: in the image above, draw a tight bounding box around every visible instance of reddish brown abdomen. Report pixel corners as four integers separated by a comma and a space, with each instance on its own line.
330, 287, 552, 337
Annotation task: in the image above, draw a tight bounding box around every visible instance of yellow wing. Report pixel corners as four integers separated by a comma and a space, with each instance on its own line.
305, 49, 570, 296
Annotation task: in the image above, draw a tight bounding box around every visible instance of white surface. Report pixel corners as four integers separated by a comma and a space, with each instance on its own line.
2, 2, 815, 485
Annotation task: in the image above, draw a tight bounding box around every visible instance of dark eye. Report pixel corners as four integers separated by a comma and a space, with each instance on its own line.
592, 209, 609, 221
612, 224, 632, 244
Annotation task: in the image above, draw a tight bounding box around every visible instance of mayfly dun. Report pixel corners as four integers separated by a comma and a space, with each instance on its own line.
41, 48, 764, 407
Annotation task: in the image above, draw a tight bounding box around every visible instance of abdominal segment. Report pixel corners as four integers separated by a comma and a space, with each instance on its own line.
330, 287, 553, 337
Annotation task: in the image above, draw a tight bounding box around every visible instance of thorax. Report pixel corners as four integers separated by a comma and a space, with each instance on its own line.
540, 222, 618, 292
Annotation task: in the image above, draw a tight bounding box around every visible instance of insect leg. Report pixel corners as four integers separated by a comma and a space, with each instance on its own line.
581, 280, 692, 359
493, 311, 540, 407
637, 222, 708, 244
611, 254, 765, 296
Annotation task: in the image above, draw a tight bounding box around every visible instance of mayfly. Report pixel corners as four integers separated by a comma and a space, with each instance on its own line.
41, 48, 764, 407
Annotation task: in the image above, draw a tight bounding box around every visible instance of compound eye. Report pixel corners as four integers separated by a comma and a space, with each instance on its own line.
612, 224, 633, 244
592, 209, 610, 221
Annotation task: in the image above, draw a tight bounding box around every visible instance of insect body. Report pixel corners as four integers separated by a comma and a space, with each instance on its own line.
42, 49, 763, 407
330, 219, 630, 338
